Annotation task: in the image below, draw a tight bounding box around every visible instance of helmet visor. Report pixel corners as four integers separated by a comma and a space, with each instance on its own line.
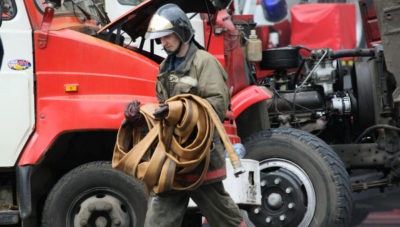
145, 30, 174, 40
145, 14, 174, 40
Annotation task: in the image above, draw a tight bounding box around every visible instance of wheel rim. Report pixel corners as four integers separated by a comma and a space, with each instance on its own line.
250, 158, 316, 226
67, 188, 136, 227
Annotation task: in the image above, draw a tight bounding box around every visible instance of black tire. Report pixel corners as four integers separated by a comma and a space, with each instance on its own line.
41, 161, 147, 227
243, 128, 352, 227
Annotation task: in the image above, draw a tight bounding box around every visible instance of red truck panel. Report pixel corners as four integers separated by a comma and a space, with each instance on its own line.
19, 29, 159, 165
290, 3, 356, 51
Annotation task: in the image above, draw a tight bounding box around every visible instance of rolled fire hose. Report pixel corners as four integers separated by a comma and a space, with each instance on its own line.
112, 94, 245, 193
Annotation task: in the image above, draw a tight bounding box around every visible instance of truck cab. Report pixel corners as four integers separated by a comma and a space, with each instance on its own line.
0, 0, 158, 226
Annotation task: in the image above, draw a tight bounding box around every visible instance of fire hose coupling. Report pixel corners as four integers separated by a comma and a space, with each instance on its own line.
226, 143, 247, 177
232, 160, 246, 177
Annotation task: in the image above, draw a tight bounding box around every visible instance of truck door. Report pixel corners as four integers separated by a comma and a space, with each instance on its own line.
0, 0, 35, 167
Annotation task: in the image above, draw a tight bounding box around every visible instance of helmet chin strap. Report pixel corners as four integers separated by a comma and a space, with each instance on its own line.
166, 40, 183, 56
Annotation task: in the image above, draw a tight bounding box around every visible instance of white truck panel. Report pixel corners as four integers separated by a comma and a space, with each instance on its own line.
0, 0, 34, 166
189, 159, 261, 207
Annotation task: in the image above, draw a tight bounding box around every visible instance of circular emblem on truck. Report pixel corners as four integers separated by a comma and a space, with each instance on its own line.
8, 59, 32, 70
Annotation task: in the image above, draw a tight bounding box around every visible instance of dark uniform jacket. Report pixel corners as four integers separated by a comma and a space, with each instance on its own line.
155, 42, 230, 184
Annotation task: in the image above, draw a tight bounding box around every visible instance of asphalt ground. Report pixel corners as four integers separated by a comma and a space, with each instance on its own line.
353, 185, 400, 227
6, 186, 400, 227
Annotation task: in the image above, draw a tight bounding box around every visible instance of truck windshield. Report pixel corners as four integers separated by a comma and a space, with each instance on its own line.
35, 0, 108, 25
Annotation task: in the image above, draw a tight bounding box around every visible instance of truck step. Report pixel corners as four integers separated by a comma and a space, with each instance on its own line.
0, 210, 19, 225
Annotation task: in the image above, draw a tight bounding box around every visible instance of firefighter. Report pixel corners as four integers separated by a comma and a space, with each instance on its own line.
124, 3, 245, 227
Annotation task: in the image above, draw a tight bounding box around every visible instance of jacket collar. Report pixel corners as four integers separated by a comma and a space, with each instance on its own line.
160, 42, 199, 75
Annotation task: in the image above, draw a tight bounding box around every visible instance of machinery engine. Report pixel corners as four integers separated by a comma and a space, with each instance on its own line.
259, 45, 393, 145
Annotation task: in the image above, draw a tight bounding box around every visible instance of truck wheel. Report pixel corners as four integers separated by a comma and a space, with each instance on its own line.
41, 161, 147, 227
243, 128, 352, 227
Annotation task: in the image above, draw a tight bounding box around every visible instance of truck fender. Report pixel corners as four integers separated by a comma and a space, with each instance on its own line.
18, 95, 158, 165
230, 85, 273, 118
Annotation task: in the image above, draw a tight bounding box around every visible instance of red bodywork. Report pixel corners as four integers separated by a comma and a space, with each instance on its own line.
20, 1, 159, 164
204, 16, 274, 118
19, 1, 358, 164
291, 4, 356, 52
359, 0, 381, 48
19, 0, 269, 164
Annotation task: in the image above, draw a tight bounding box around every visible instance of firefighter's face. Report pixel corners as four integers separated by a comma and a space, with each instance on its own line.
160, 33, 180, 53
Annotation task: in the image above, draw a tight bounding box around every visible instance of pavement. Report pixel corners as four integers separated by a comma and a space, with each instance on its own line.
6, 185, 400, 227
353, 185, 400, 227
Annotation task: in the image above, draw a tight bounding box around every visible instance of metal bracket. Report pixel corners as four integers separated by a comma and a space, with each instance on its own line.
38, 7, 54, 49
